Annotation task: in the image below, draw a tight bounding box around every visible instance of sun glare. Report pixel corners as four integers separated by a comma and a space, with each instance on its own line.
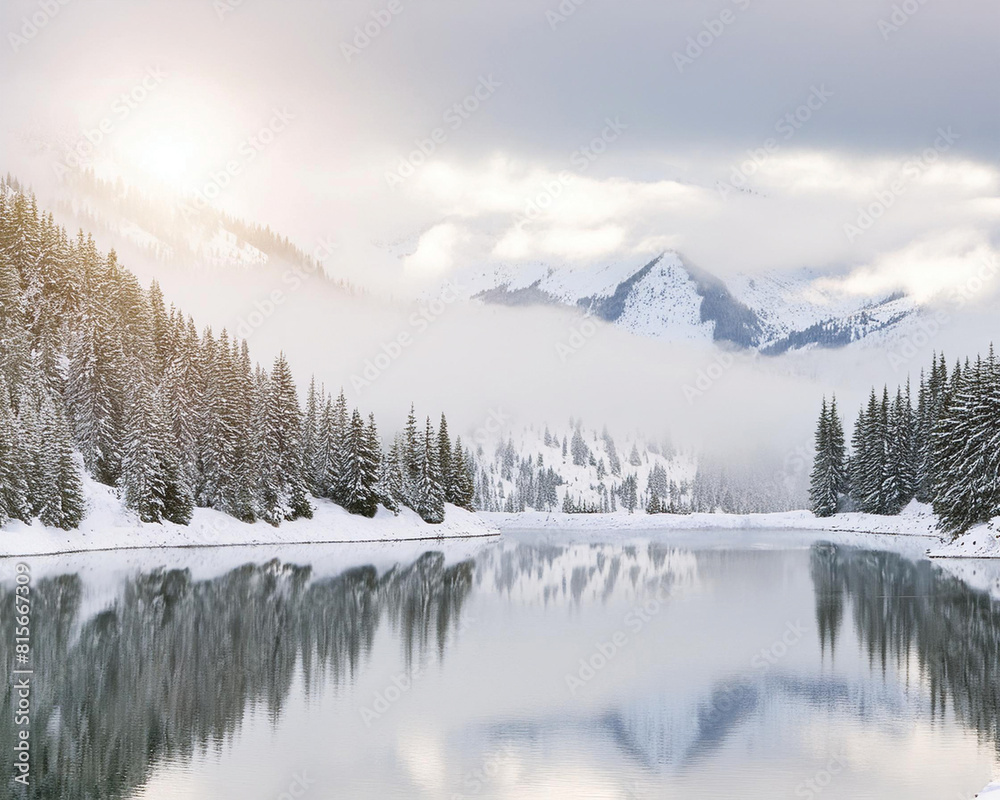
127, 133, 196, 190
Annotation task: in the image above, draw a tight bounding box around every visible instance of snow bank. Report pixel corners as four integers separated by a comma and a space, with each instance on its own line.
483, 500, 940, 538
0, 476, 499, 558
928, 518, 1000, 559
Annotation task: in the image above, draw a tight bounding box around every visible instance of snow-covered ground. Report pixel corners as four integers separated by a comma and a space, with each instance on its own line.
929, 518, 1000, 559
0, 476, 499, 559
484, 500, 939, 535
485, 500, 1000, 560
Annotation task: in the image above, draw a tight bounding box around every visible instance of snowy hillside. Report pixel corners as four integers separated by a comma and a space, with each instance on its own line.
471, 420, 697, 514
457, 251, 921, 353
42, 171, 347, 281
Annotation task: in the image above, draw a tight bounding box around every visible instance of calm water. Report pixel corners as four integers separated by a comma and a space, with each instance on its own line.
3, 531, 1000, 799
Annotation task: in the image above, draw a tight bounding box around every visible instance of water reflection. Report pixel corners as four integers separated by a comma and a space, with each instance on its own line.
1, 539, 999, 799
0, 555, 473, 800
810, 542, 1000, 754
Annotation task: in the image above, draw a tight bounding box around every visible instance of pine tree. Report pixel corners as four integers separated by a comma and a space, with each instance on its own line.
414, 417, 445, 523
0, 378, 30, 524
809, 398, 837, 517
402, 403, 420, 506
302, 377, 322, 496
121, 373, 168, 523
438, 413, 453, 501
378, 438, 405, 513
35, 395, 85, 529
828, 396, 848, 499
327, 389, 349, 505
451, 436, 475, 510
263, 353, 312, 523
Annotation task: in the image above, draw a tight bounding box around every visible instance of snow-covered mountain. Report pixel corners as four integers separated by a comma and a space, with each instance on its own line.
457, 251, 919, 354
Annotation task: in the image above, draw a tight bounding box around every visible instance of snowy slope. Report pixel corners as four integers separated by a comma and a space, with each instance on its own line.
472, 420, 697, 513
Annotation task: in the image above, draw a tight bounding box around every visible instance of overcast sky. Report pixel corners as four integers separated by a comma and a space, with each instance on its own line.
2, 0, 998, 296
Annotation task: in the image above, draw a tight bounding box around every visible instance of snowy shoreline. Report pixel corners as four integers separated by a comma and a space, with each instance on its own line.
0, 480, 499, 559
483, 502, 1000, 560
4, 480, 999, 562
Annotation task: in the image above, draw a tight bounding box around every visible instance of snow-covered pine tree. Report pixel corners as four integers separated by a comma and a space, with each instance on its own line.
931, 351, 1000, 534
438, 413, 453, 501
66, 248, 127, 486
340, 409, 379, 517
251, 365, 282, 525
0, 377, 30, 525
196, 327, 229, 508
378, 437, 404, 513
828, 395, 848, 501
164, 315, 202, 493
120, 369, 168, 523
402, 403, 420, 506
916, 354, 948, 502
302, 377, 322, 496
809, 398, 837, 517
227, 339, 257, 522
849, 401, 871, 513
414, 416, 445, 523
882, 387, 915, 514
316, 392, 335, 497
451, 436, 475, 510
327, 389, 349, 505
35, 395, 85, 529
263, 353, 312, 523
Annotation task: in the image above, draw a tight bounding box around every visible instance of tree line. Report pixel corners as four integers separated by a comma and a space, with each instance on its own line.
810, 349, 1000, 534
0, 183, 474, 529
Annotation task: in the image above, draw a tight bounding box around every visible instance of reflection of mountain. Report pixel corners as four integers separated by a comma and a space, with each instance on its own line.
811, 543, 1000, 753
472, 540, 700, 605
0, 554, 473, 800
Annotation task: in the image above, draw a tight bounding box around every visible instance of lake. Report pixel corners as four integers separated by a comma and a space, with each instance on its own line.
2, 530, 998, 799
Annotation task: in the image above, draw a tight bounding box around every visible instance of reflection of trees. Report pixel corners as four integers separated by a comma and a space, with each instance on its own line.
810, 543, 1000, 753
0, 554, 473, 800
